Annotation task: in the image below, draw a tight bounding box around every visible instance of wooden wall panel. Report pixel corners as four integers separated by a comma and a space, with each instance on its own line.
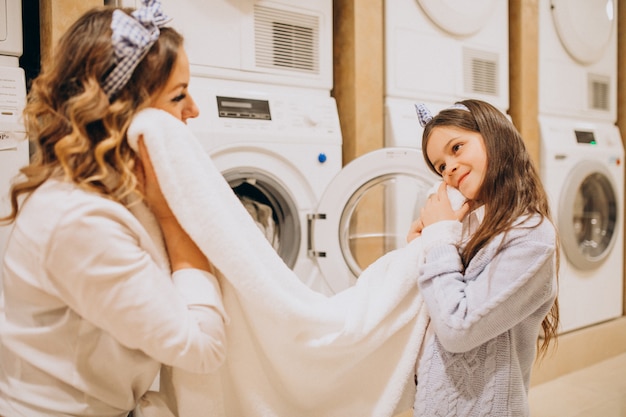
508, 0, 540, 167
333, 0, 385, 271
333, 0, 384, 165
39, 0, 101, 62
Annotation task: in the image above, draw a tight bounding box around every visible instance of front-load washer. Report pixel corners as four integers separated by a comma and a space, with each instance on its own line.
540, 115, 624, 333
384, 0, 509, 148
309, 147, 438, 290
188, 77, 440, 294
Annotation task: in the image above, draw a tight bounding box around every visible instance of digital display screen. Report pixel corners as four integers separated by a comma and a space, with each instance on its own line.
575, 130, 596, 144
216, 96, 271, 120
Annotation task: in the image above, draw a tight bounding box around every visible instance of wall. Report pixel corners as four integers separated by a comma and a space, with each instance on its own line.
333, 0, 384, 165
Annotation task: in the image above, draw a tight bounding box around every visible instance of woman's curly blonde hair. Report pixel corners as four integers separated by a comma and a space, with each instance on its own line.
1, 6, 183, 223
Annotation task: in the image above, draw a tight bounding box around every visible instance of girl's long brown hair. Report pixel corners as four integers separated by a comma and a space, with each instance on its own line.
422, 99, 559, 357
0, 7, 183, 223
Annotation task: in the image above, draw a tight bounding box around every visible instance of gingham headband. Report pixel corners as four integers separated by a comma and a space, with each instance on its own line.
102, 0, 171, 98
415, 102, 470, 127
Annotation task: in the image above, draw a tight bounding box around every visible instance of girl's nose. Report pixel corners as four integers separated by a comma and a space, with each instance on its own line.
444, 161, 457, 177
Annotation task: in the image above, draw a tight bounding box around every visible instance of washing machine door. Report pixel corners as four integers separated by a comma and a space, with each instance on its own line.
559, 160, 619, 270
550, 0, 616, 65
417, 0, 498, 36
211, 146, 306, 271
310, 147, 437, 292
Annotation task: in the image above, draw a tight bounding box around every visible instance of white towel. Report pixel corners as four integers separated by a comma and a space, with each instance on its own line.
127, 108, 462, 417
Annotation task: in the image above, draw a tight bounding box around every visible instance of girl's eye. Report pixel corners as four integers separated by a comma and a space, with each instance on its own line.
438, 163, 446, 174
172, 93, 186, 103
452, 143, 462, 153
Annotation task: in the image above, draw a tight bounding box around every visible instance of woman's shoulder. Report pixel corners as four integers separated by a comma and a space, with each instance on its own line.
29, 179, 126, 213
9, 180, 139, 255
20, 179, 137, 233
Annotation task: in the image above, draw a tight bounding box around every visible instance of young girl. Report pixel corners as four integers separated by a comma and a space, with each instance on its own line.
410, 100, 559, 416
0, 1, 227, 416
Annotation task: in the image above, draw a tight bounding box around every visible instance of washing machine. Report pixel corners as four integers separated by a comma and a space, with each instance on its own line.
540, 116, 623, 333
384, 0, 509, 148
118, 0, 333, 91
0, 0, 29, 290
538, 0, 623, 333
188, 77, 439, 295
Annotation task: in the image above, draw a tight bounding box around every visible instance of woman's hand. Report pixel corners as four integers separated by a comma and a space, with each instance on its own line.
135, 136, 212, 273
406, 217, 424, 243
135, 136, 176, 220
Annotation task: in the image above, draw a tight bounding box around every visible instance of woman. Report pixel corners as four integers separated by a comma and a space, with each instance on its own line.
0, 2, 227, 416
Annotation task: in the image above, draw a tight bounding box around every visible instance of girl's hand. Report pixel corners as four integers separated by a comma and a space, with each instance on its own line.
406, 217, 424, 243
420, 182, 470, 229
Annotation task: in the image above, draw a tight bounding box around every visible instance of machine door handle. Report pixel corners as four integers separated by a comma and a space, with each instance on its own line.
307, 213, 326, 258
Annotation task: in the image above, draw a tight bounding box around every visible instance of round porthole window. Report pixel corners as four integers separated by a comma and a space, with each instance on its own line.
558, 161, 618, 270
550, 0, 615, 65
417, 0, 498, 36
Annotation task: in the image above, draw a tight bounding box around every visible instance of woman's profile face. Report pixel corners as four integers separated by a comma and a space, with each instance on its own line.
425, 125, 487, 200
150, 46, 199, 123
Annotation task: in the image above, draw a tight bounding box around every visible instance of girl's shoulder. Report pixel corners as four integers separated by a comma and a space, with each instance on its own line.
510, 213, 556, 243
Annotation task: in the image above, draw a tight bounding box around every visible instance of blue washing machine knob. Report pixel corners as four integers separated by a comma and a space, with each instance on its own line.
318, 152, 327, 163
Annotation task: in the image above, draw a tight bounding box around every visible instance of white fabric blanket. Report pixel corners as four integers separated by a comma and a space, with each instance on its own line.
127, 108, 459, 417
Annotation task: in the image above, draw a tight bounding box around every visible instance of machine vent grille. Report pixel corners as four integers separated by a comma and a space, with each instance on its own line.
588, 73, 610, 111
254, 6, 319, 74
463, 48, 499, 96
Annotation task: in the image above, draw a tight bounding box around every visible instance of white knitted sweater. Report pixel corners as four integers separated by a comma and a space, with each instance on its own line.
414, 214, 557, 417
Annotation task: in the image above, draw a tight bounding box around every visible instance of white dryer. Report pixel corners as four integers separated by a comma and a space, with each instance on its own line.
188, 77, 439, 295
119, 0, 333, 91
0, 0, 29, 289
538, 0, 617, 121
384, 0, 509, 148
540, 116, 623, 333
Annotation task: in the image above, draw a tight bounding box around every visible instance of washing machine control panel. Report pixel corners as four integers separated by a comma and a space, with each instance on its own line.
216, 96, 272, 120
574, 130, 596, 144
189, 78, 343, 148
